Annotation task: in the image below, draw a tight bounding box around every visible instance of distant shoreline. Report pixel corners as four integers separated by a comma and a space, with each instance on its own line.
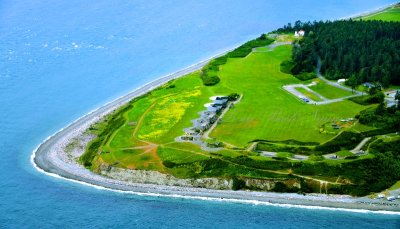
340, 2, 398, 20
32, 3, 400, 214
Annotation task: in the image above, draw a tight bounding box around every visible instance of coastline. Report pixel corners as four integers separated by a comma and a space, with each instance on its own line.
340, 2, 398, 20
32, 6, 400, 214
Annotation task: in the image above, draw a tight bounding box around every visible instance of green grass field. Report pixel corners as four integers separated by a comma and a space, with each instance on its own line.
309, 80, 353, 99
295, 87, 323, 102
209, 46, 366, 147
362, 5, 400, 22
93, 44, 370, 166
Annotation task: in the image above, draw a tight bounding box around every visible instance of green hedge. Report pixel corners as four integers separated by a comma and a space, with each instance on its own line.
201, 74, 220, 86
315, 131, 363, 153
294, 72, 317, 81
349, 92, 384, 105
80, 101, 135, 167
256, 142, 314, 155
280, 60, 295, 74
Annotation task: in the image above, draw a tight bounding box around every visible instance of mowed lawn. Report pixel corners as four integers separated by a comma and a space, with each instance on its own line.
309, 80, 353, 99
210, 45, 367, 147
295, 87, 323, 102
363, 6, 400, 22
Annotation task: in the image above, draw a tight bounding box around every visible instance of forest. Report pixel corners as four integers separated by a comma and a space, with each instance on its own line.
276, 20, 400, 86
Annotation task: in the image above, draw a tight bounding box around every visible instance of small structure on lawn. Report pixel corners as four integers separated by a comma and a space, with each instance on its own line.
179, 94, 239, 146
387, 196, 396, 201
377, 194, 385, 199
385, 90, 399, 108
212, 98, 228, 108
184, 128, 198, 136
355, 150, 367, 156
294, 30, 305, 37
363, 82, 382, 90
363, 82, 374, 88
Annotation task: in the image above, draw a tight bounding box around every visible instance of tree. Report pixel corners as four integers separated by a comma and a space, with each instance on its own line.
375, 102, 386, 115
396, 90, 400, 109
288, 20, 400, 86
347, 74, 358, 93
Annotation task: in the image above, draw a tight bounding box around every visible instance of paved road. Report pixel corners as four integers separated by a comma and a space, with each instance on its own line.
316, 59, 362, 94
351, 137, 371, 154
283, 62, 364, 105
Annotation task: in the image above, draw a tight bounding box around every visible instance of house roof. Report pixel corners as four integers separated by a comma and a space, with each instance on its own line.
213, 99, 228, 105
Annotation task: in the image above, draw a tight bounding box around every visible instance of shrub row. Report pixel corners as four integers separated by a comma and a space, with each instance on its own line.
315, 131, 363, 153
255, 139, 319, 146
280, 60, 295, 74
80, 102, 136, 167
293, 72, 317, 81
349, 92, 384, 105
256, 142, 314, 155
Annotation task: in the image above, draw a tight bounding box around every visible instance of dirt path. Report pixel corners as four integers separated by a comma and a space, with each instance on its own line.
132, 103, 156, 137
246, 142, 258, 151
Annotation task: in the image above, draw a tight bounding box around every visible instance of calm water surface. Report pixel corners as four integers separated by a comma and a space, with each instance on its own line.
0, 0, 399, 227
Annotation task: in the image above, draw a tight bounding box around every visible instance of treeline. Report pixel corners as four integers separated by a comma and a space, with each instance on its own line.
277, 20, 400, 86
201, 34, 273, 86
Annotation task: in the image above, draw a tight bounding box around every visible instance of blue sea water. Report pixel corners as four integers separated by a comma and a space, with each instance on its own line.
0, 0, 399, 227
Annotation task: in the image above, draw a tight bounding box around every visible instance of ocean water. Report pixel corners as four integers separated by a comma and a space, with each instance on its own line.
0, 0, 399, 227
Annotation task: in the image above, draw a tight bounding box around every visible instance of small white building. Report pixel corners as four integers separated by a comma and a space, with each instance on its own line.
295, 30, 305, 37
337, 79, 346, 84
377, 194, 385, 199
385, 90, 399, 108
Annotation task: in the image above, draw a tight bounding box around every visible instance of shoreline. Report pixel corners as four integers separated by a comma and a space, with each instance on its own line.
340, 2, 398, 20
32, 5, 400, 214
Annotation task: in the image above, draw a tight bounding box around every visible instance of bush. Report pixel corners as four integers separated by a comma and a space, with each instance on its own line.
280, 60, 295, 74
366, 92, 385, 104
315, 131, 363, 153
293, 72, 317, 81
232, 177, 246, 190
256, 142, 314, 155
228, 93, 240, 101
163, 160, 176, 168
272, 156, 289, 161
201, 74, 220, 86
272, 182, 300, 193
